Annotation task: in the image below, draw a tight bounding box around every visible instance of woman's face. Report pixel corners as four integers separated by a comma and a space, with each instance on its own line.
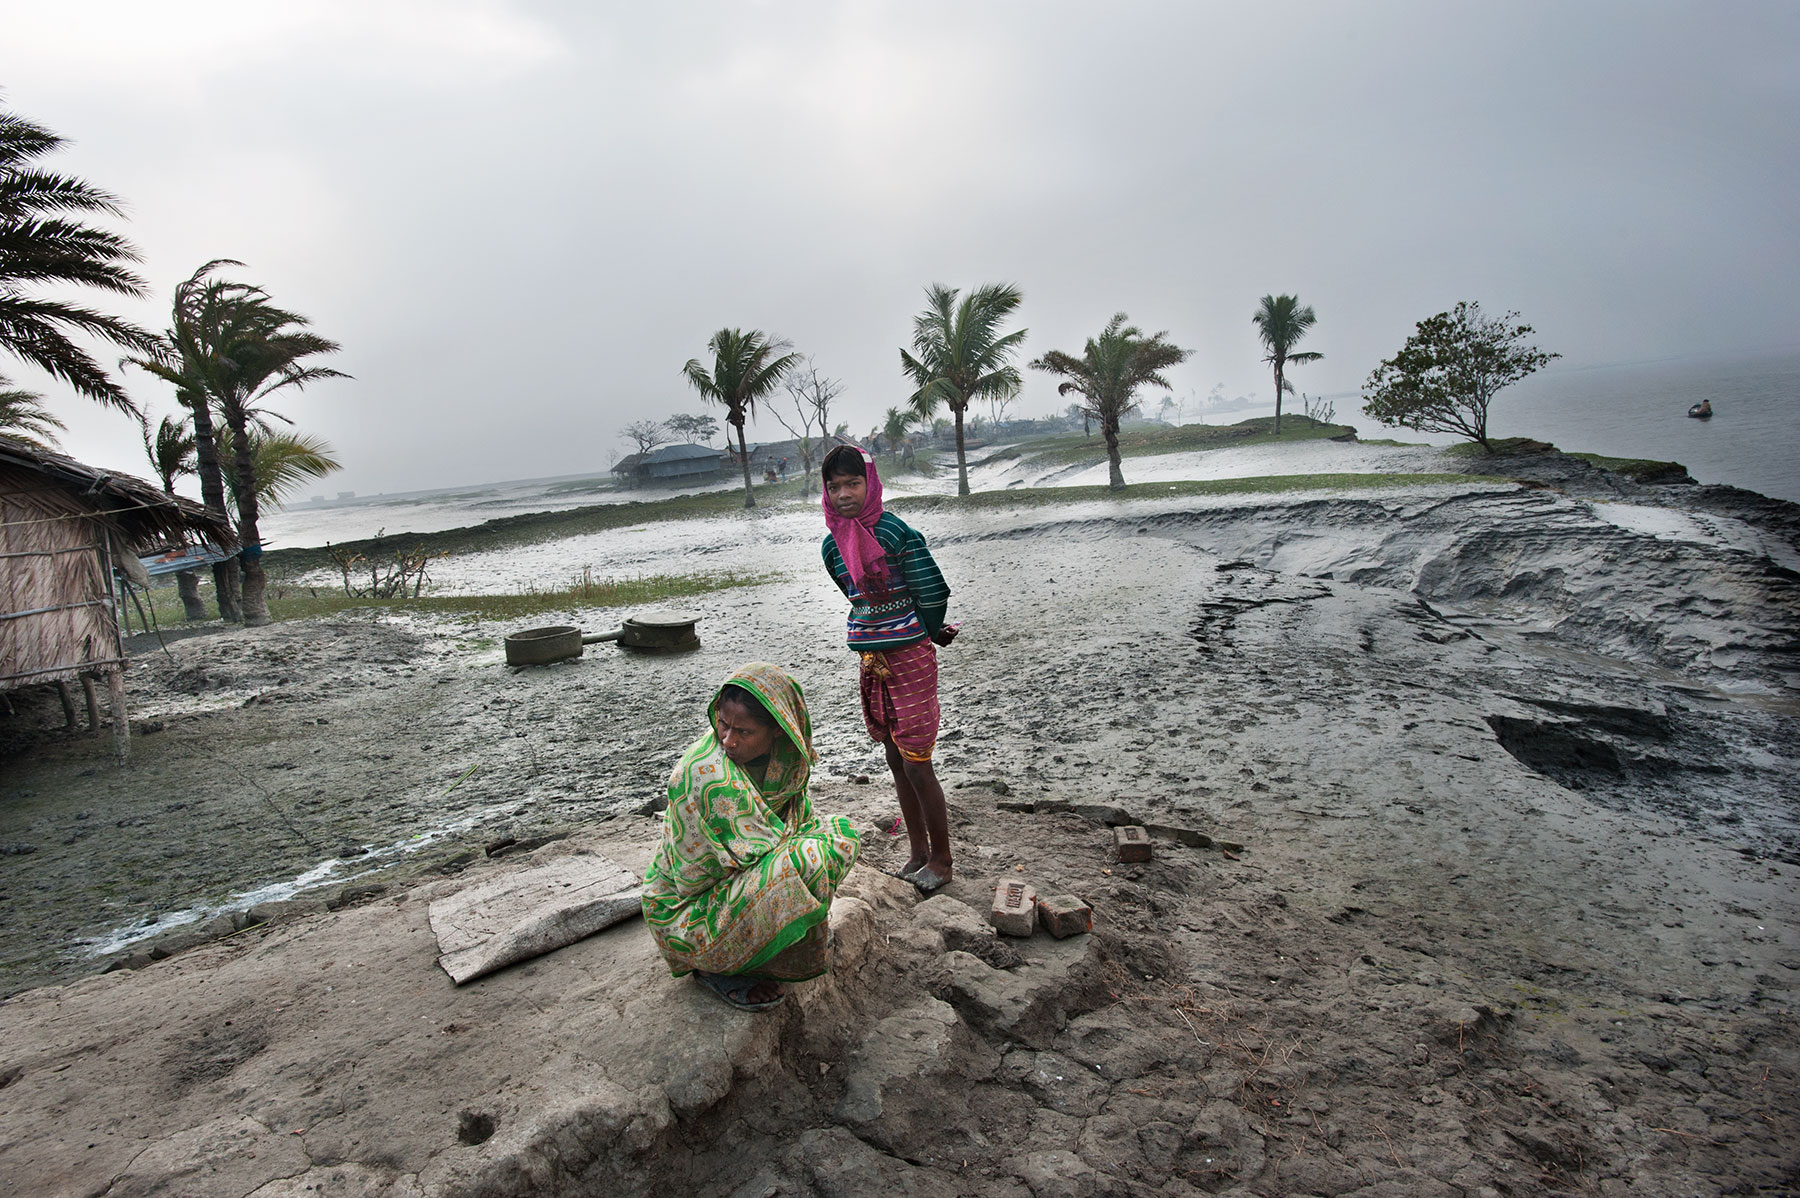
826, 471, 868, 518
714, 696, 776, 764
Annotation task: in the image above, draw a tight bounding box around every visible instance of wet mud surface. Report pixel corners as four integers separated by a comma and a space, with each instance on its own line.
1, 455, 1797, 1194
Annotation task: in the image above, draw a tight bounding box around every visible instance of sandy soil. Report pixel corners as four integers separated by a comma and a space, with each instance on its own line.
1, 443, 1797, 1196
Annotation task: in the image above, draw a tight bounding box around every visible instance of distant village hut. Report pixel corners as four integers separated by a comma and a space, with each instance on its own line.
611, 444, 729, 489
0, 436, 231, 759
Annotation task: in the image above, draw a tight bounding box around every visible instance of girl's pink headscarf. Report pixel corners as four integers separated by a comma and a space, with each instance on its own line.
821, 445, 889, 596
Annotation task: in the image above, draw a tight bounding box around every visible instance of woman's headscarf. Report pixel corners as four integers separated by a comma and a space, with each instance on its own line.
820, 445, 889, 596
707, 661, 815, 815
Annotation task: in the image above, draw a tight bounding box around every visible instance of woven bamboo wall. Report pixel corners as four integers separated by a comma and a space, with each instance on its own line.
0, 466, 122, 691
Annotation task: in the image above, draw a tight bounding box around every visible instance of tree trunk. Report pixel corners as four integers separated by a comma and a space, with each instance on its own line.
953, 404, 970, 496
188, 396, 243, 622
228, 411, 272, 626
735, 418, 756, 508
1103, 418, 1126, 490
175, 569, 207, 620
1273, 361, 1285, 434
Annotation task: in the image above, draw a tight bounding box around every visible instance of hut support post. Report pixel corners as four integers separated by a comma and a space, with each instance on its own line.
57, 681, 77, 728
82, 675, 99, 734
108, 670, 129, 762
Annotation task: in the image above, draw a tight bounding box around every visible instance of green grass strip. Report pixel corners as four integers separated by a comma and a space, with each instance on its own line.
135, 569, 781, 629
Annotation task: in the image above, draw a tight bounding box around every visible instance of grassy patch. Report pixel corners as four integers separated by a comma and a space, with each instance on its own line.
1443, 437, 1559, 458
1008, 415, 1357, 468
1441, 439, 1692, 483
1567, 452, 1692, 483
894, 471, 1497, 512
131, 569, 781, 630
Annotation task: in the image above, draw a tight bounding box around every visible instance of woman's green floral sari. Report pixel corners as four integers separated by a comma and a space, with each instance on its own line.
641, 663, 862, 980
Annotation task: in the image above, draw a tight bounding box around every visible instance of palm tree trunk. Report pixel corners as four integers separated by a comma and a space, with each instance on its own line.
734, 417, 756, 508
1102, 418, 1126, 490
227, 411, 272, 626
159, 478, 210, 620
1273, 361, 1284, 434
175, 570, 206, 620
953, 404, 970, 496
187, 397, 242, 622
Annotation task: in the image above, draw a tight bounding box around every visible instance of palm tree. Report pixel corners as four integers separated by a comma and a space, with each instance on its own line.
1251, 294, 1322, 434
0, 380, 67, 448
139, 413, 209, 619
900, 282, 1027, 496
682, 328, 800, 508
882, 405, 918, 469
0, 104, 157, 412
1031, 313, 1192, 490
129, 261, 347, 625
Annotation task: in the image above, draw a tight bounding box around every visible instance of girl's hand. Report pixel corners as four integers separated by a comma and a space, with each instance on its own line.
931, 622, 961, 646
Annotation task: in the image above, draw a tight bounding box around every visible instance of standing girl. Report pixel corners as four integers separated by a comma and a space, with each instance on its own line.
820, 445, 958, 892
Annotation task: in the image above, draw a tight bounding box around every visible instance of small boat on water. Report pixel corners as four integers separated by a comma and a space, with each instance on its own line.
1688, 401, 1713, 419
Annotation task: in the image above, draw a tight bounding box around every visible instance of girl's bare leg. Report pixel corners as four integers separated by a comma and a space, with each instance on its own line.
885, 736, 951, 880
884, 737, 930, 875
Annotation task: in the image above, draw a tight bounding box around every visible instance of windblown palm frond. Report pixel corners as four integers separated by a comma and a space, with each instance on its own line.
0, 105, 156, 411
214, 426, 342, 509
141, 412, 196, 492
0, 378, 66, 448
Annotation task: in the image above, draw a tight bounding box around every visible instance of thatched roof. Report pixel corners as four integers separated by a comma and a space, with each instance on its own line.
0, 435, 234, 550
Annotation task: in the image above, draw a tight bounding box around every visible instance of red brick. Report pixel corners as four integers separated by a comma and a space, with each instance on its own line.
1036, 893, 1092, 939
1113, 825, 1153, 863
990, 880, 1038, 937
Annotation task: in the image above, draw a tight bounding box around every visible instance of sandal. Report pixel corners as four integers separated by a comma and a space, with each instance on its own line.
693, 971, 785, 1011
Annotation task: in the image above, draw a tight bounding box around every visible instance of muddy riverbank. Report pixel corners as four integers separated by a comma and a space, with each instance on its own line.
1, 445, 1797, 1193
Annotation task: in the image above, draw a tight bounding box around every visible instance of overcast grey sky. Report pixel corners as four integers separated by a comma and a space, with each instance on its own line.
5, 1, 1797, 496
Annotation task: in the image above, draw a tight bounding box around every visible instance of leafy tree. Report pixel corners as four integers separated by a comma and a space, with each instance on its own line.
621, 418, 671, 456
900, 282, 1026, 496
140, 412, 206, 617
0, 379, 65, 448
0, 104, 157, 412
1031, 312, 1192, 490
664, 412, 720, 446
1251, 294, 1322, 434
770, 360, 841, 498
682, 328, 800, 508
1362, 301, 1559, 450
128, 261, 347, 625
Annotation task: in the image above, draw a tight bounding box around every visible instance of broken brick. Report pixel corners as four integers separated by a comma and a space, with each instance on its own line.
990, 880, 1038, 937
1113, 825, 1153, 863
1036, 894, 1092, 939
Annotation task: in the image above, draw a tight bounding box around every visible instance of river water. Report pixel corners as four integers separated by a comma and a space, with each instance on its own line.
1482, 346, 1797, 502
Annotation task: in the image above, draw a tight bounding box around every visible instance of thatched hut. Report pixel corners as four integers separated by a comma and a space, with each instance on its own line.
0, 435, 232, 759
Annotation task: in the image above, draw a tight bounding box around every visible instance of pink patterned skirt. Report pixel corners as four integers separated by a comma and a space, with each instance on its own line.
859, 640, 939, 762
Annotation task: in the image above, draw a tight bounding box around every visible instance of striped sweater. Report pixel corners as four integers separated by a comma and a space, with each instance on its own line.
822, 512, 951, 651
